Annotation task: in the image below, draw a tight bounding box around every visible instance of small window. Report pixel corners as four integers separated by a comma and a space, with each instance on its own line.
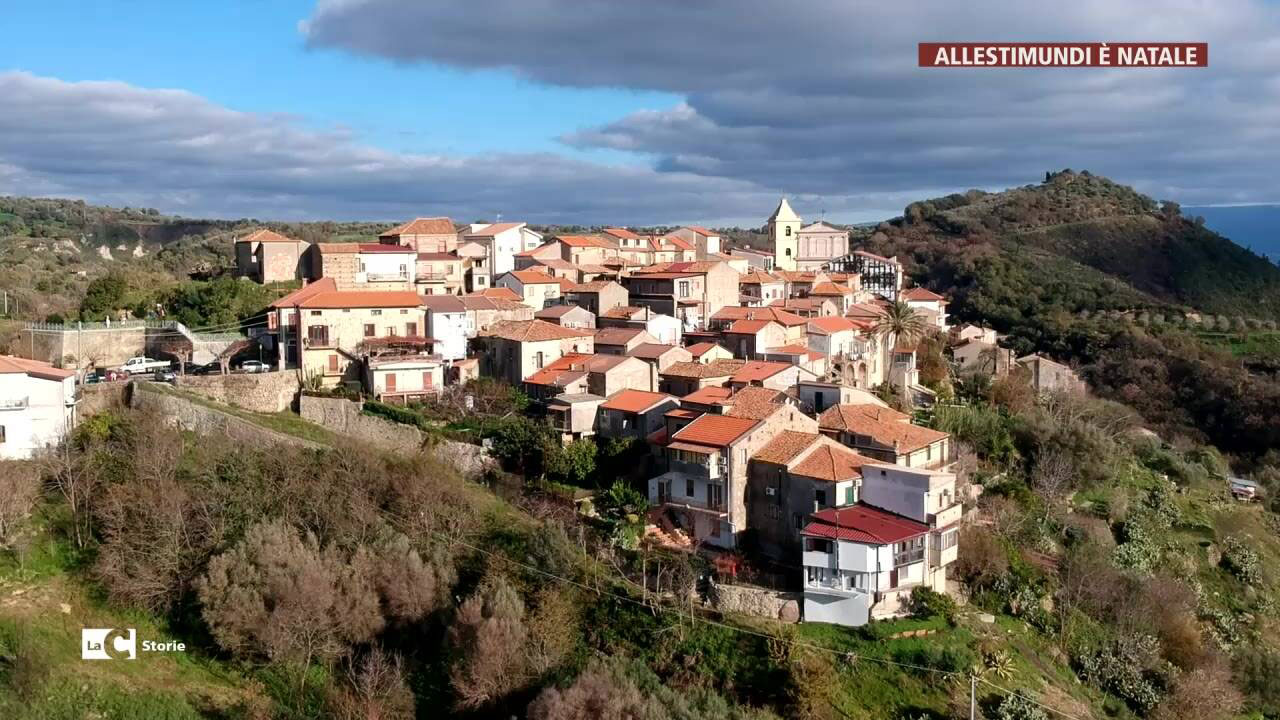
815, 489, 827, 506
310, 310, 322, 316
0, 425, 5, 443
400, 308, 409, 314
844, 485, 856, 505
785, 226, 792, 237
328, 355, 339, 372
371, 309, 383, 316
686, 478, 695, 497
363, 324, 375, 338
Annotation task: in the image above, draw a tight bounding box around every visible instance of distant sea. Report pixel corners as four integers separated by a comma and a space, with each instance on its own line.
1185, 205, 1280, 264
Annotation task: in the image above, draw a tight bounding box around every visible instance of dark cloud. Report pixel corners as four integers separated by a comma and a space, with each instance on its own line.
303, 0, 1280, 206
0, 72, 905, 224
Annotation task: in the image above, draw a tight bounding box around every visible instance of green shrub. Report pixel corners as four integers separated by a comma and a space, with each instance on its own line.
1220, 536, 1261, 585
906, 587, 958, 624
991, 693, 1048, 720
362, 400, 432, 431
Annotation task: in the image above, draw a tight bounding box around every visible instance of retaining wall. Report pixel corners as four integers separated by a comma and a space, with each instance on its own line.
176, 371, 299, 414
299, 394, 493, 476
131, 383, 322, 450
707, 581, 801, 623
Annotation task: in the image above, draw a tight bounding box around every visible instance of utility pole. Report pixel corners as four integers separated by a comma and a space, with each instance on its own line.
970, 674, 976, 720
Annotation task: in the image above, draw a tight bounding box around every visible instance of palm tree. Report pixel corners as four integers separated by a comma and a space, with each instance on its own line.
874, 300, 927, 345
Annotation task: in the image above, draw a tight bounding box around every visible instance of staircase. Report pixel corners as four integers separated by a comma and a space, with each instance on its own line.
644, 507, 695, 551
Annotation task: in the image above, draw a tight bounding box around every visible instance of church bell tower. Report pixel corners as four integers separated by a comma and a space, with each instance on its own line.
767, 197, 801, 271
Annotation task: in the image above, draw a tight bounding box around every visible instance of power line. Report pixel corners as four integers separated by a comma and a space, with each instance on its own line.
420, 527, 1087, 720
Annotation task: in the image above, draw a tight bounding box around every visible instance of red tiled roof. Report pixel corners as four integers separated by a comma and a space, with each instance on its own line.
480, 320, 594, 342
421, 295, 467, 312
671, 414, 759, 448
557, 234, 616, 248
568, 280, 621, 293
791, 444, 878, 482
237, 228, 300, 244
601, 389, 674, 413
810, 281, 854, 296
725, 319, 778, 335
767, 343, 810, 355
685, 342, 727, 358
730, 361, 792, 383
357, 243, 415, 254
664, 235, 695, 251
711, 306, 807, 327
817, 404, 947, 452
808, 316, 858, 335
661, 359, 746, 379
738, 270, 781, 285
417, 251, 460, 261
594, 327, 649, 346
298, 290, 424, 309
630, 343, 683, 360
602, 227, 641, 240
467, 287, 522, 301
722, 386, 786, 420
902, 287, 945, 302
380, 217, 455, 237
271, 277, 336, 308
682, 226, 716, 236
603, 305, 645, 319
680, 386, 735, 405
0, 355, 75, 381
803, 504, 929, 545
506, 270, 560, 285
534, 305, 587, 319
753, 430, 822, 464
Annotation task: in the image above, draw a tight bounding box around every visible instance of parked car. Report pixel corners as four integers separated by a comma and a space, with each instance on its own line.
153, 368, 177, 383
240, 360, 271, 374
82, 372, 102, 385
120, 356, 171, 375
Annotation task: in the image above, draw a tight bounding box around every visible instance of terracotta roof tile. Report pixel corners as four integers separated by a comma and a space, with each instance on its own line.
556, 235, 616, 248
791, 444, 878, 482
594, 327, 649, 346
506, 270, 560, 285
725, 319, 778, 335
809, 281, 854, 296
730, 361, 793, 383
479, 320, 594, 342
671, 414, 759, 448
808, 316, 858, 335
680, 386, 734, 405
601, 389, 674, 413
685, 342, 727, 358
237, 228, 300, 244
271, 277, 336, 308
380, 217, 455, 236
630, 343, 683, 360
662, 359, 746, 379
297, 290, 424, 309
464, 222, 523, 237
0, 354, 75, 380
803, 504, 929, 544
722, 386, 786, 420
817, 404, 947, 452
753, 430, 822, 464
901, 287, 945, 302
467, 287, 522, 301
602, 227, 641, 240
711, 306, 807, 327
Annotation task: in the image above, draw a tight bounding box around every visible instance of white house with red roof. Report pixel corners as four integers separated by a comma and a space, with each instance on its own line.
494, 270, 568, 309
460, 222, 542, 290
800, 459, 961, 626
901, 286, 949, 330
667, 226, 722, 260
0, 355, 78, 459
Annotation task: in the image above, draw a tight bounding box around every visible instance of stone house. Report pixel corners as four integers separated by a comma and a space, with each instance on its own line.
658, 359, 745, 397
667, 226, 722, 260
534, 304, 596, 330
597, 306, 682, 346
901, 287, 949, 330
564, 280, 629, 316
311, 243, 417, 292
471, 319, 595, 386
597, 389, 680, 440
729, 360, 819, 392
721, 319, 787, 360
378, 217, 457, 254
818, 404, 952, 470
460, 222, 542, 290
685, 342, 735, 365
495, 270, 565, 309
415, 251, 466, 296
592, 326, 659, 355
710, 306, 808, 345
234, 229, 311, 284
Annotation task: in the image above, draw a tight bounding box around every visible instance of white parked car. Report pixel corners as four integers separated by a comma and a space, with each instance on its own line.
120, 356, 171, 375
240, 360, 271, 374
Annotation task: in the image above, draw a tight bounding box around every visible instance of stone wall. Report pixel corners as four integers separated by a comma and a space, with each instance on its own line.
175, 371, 299, 413
132, 383, 322, 450
79, 381, 130, 418
18, 323, 147, 366
707, 581, 801, 623
299, 394, 493, 476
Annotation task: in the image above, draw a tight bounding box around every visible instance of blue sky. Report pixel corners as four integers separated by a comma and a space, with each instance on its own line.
0, 1, 674, 160
2, 1, 1279, 225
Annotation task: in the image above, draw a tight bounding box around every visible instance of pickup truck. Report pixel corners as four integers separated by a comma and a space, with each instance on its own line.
119, 356, 172, 375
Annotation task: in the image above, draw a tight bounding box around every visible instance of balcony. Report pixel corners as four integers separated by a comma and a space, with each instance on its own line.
893, 547, 925, 567
417, 272, 453, 282
0, 396, 29, 411
361, 271, 409, 283
669, 457, 723, 480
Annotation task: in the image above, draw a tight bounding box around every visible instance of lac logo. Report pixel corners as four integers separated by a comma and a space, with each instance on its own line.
81, 628, 185, 660
82, 628, 136, 660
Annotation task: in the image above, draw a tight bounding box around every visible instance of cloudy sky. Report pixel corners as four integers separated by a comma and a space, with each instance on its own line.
2, 0, 1278, 226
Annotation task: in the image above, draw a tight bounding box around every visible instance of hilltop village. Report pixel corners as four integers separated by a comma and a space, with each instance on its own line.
5, 199, 1085, 628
